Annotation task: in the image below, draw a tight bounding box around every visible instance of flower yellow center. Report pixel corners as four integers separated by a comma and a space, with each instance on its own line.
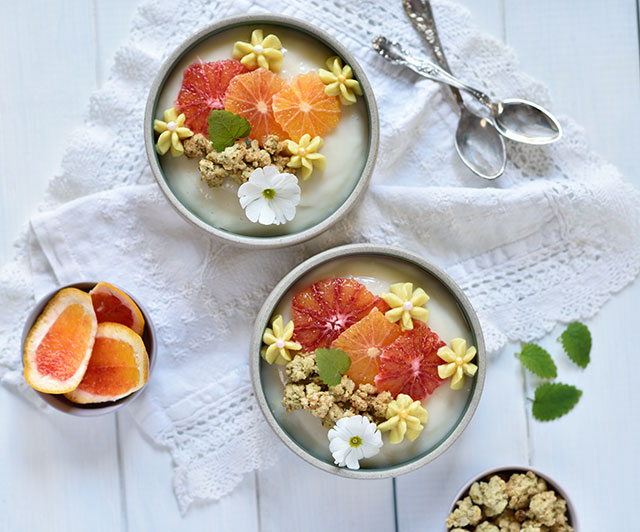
399, 409, 409, 419
349, 436, 362, 448
167, 121, 176, 131
456, 356, 463, 365
403, 301, 414, 311
338, 74, 346, 83
298, 147, 307, 157
262, 188, 276, 199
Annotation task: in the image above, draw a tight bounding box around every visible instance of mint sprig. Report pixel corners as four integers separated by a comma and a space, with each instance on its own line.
518, 343, 557, 379
315, 348, 351, 386
531, 382, 582, 421
559, 322, 591, 368
207, 110, 251, 152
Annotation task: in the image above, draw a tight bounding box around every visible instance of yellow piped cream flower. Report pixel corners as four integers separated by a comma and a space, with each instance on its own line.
285, 134, 326, 180
154, 107, 193, 157
380, 282, 429, 331
318, 56, 363, 106
262, 315, 302, 365
377, 394, 428, 444
437, 338, 478, 390
232, 29, 284, 72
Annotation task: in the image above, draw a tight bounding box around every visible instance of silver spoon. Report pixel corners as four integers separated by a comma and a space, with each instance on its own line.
402, 0, 506, 180
372, 36, 562, 146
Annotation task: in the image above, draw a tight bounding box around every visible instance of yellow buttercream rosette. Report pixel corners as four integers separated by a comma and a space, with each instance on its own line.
377, 394, 428, 444
154, 107, 193, 157
285, 134, 326, 180
437, 338, 478, 390
232, 29, 284, 72
262, 315, 302, 365
318, 56, 363, 105
380, 282, 429, 331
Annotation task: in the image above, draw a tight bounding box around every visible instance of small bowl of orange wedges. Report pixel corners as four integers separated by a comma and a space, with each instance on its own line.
21, 282, 156, 416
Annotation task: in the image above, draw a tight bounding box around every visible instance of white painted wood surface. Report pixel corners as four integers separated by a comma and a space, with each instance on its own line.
1, 1, 638, 530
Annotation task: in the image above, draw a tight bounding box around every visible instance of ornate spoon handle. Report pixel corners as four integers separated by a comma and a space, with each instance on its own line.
402, 0, 463, 105
372, 36, 496, 112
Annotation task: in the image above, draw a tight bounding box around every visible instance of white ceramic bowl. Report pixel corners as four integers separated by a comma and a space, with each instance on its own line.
251, 243, 486, 478
21, 282, 157, 417
145, 14, 379, 248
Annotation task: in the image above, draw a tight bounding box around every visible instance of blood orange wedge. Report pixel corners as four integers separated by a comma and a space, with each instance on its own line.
375, 321, 446, 401
175, 59, 249, 135
292, 277, 389, 352
272, 72, 341, 140
331, 308, 401, 386
224, 68, 286, 142
65, 322, 149, 404
89, 282, 145, 336
23, 288, 98, 394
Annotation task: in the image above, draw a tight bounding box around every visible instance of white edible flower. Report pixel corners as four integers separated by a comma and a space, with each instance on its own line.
328, 415, 383, 470
238, 166, 301, 225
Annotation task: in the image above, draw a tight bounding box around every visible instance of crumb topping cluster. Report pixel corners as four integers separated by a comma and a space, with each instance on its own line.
446, 471, 572, 532
282, 351, 392, 428
183, 133, 291, 187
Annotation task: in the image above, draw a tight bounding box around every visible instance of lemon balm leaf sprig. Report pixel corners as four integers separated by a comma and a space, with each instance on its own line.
516, 322, 590, 421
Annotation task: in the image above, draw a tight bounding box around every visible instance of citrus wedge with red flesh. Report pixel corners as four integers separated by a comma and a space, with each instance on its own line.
375, 321, 446, 401
292, 277, 389, 352
175, 59, 249, 135
224, 68, 286, 141
65, 322, 149, 404
90, 282, 145, 336
272, 72, 341, 140
23, 288, 98, 394
331, 308, 401, 386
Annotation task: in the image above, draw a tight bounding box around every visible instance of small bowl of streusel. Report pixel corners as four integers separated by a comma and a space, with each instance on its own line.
445, 465, 577, 531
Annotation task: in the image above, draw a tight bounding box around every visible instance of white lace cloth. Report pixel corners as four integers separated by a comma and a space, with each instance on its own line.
1, 0, 639, 513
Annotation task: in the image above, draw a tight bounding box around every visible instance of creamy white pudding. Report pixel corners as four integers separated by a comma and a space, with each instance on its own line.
154, 24, 370, 237
261, 256, 477, 468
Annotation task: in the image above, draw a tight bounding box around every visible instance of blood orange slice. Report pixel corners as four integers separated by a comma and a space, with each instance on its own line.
224, 68, 286, 142
65, 322, 149, 404
292, 277, 389, 352
375, 321, 446, 401
90, 282, 145, 336
175, 59, 249, 135
331, 308, 401, 386
23, 288, 98, 394
272, 72, 341, 140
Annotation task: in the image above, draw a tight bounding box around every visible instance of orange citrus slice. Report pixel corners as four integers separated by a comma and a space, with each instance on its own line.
23, 288, 98, 394
224, 68, 286, 142
65, 322, 149, 404
89, 282, 145, 336
331, 308, 402, 386
272, 72, 341, 140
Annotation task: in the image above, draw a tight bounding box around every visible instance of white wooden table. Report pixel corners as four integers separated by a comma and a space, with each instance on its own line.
1, 1, 638, 530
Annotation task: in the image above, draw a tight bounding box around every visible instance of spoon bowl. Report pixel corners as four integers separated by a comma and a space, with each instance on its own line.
494, 98, 562, 144
456, 106, 506, 179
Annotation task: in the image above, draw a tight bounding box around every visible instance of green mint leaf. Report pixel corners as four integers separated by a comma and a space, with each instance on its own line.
207, 110, 251, 152
518, 343, 557, 379
532, 382, 582, 421
315, 348, 351, 387
560, 322, 591, 368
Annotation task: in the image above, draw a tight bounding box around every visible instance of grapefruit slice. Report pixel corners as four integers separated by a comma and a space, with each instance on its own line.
375, 321, 446, 401
65, 322, 149, 404
89, 282, 145, 336
272, 72, 341, 140
292, 277, 389, 352
23, 288, 98, 394
331, 308, 401, 386
224, 68, 286, 142
175, 59, 249, 135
